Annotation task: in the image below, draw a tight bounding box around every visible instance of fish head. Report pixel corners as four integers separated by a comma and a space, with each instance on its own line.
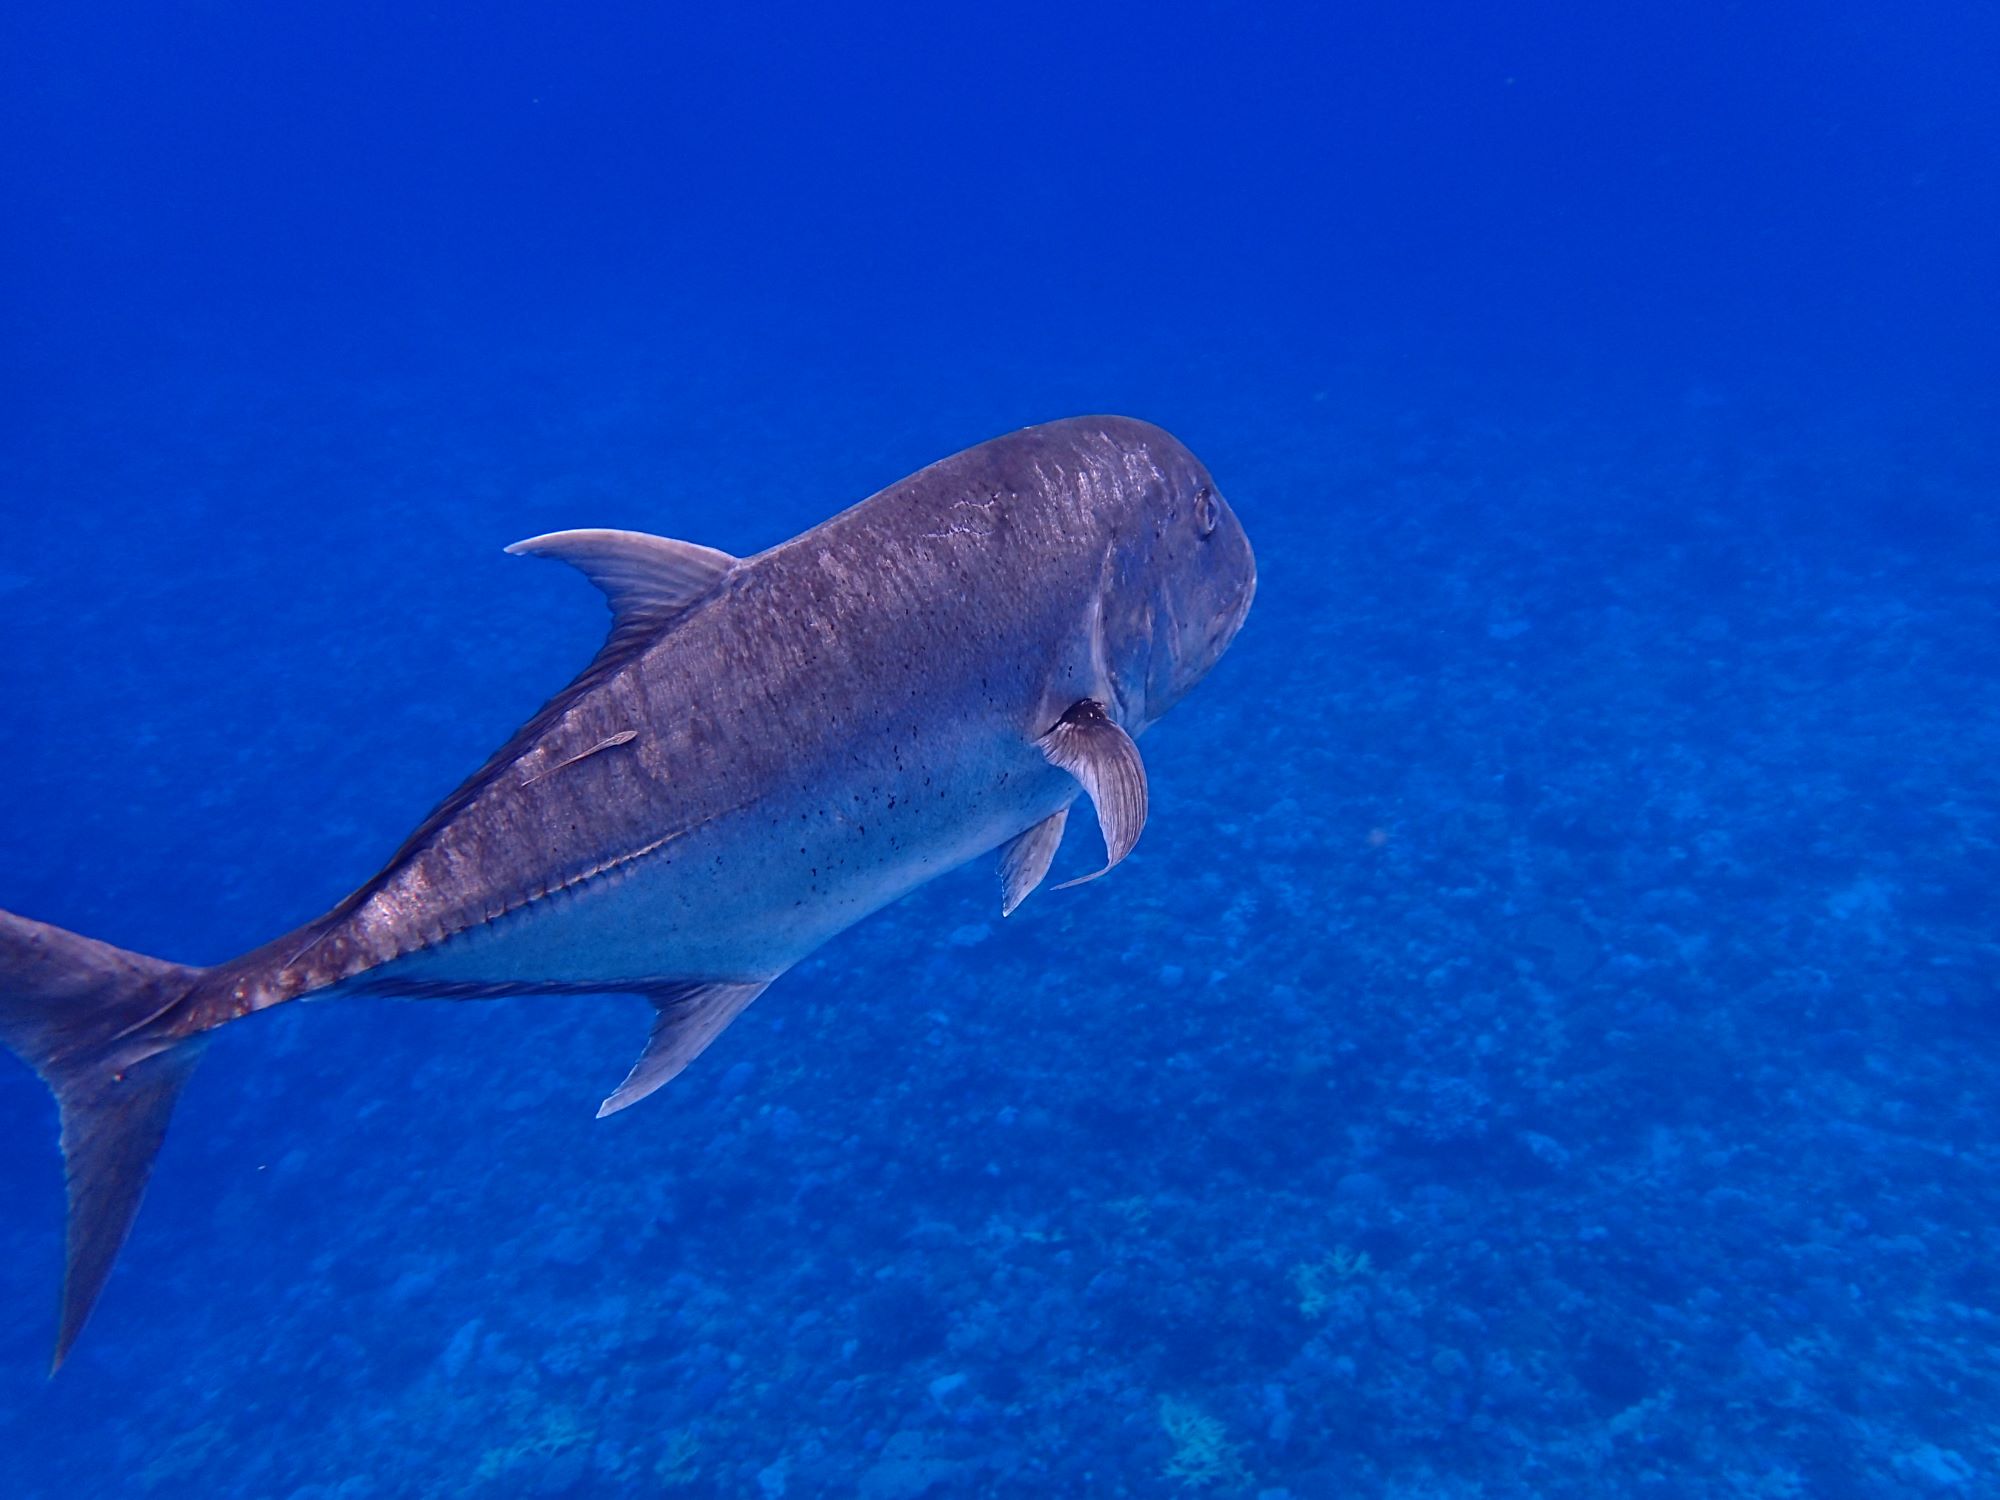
1092, 429, 1256, 727
1144, 473, 1256, 719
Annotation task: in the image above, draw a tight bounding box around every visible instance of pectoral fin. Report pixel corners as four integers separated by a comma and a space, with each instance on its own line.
1036, 700, 1148, 890
597, 978, 771, 1118
999, 807, 1070, 916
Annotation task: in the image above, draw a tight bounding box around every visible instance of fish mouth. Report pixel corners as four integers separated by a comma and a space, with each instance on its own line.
1232, 569, 1257, 632
1207, 572, 1256, 655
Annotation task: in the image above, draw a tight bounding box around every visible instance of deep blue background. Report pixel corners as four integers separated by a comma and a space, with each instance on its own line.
8, 2, 1996, 401
2, 3, 1996, 1496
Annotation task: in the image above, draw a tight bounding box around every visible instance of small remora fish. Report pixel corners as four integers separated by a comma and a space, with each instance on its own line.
0, 415, 1256, 1368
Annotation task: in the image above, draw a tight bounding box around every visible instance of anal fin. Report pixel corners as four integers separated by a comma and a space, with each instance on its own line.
999, 807, 1069, 916
597, 979, 771, 1118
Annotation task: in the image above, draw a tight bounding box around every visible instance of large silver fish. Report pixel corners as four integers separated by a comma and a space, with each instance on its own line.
0, 415, 1256, 1367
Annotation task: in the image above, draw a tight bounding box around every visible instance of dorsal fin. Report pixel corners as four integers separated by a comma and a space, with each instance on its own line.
505, 528, 739, 644
314, 529, 737, 938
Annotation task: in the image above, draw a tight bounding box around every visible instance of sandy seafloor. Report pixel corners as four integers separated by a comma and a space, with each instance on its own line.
0, 313, 1995, 1499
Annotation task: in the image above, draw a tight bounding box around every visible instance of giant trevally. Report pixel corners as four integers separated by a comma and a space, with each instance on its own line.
0, 415, 1256, 1368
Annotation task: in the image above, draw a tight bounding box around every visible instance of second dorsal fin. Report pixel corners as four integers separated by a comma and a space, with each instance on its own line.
506, 528, 739, 643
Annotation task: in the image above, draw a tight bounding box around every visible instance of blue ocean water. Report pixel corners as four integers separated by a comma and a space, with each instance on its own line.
2, 2, 1997, 1495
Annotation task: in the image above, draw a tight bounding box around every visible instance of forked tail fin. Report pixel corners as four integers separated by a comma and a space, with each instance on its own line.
0, 910, 205, 1371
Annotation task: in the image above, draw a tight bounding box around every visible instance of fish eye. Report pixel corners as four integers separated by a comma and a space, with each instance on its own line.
1193, 486, 1219, 539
